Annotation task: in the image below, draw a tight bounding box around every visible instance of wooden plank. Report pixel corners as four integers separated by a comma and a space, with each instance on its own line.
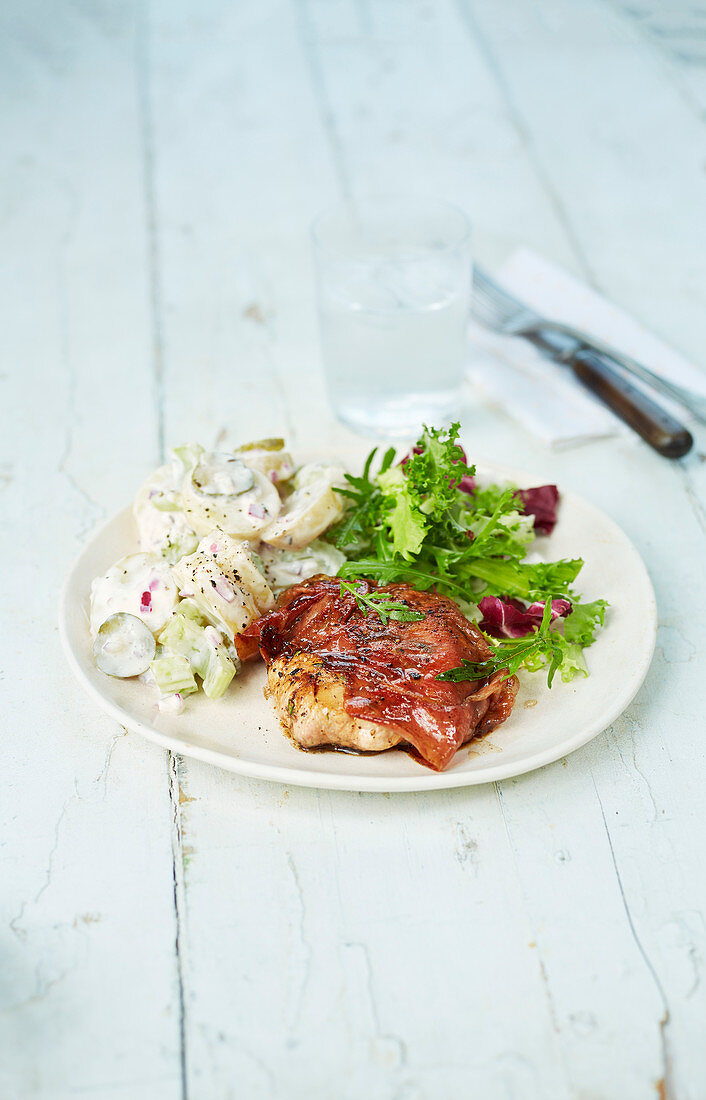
0, 4, 182, 1096
175, 762, 571, 1098
295, 0, 583, 272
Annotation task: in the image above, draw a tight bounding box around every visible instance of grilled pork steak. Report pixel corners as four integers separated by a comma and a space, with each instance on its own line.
241, 576, 518, 771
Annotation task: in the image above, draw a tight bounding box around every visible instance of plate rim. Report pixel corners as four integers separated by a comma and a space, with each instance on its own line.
59, 458, 658, 793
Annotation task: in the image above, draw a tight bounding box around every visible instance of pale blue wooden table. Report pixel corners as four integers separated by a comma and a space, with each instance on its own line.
2, 2, 706, 1097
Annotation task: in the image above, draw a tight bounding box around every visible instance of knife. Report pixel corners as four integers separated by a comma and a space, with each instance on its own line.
526, 326, 694, 458
471, 267, 694, 459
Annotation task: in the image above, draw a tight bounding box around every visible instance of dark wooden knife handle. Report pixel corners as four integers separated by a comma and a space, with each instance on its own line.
570, 348, 693, 459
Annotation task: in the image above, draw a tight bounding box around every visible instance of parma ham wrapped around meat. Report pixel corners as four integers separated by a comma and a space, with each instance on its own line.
240, 575, 518, 771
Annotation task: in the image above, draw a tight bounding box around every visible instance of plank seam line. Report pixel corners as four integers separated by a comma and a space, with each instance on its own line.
168, 752, 189, 1100
136, 2, 166, 464
601, 0, 706, 124
285, 852, 313, 1030
343, 940, 408, 1068
592, 775, 674, 1097
494, 782, 573, 1094
680, 470, 706, 543
453, 0, 596, 288
55, 185, 106, 534
245, 296, 297, 445
291, 0, 353, 204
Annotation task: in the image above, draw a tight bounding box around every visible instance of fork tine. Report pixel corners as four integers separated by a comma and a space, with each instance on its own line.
472, 283, 512, 319
471, 278, 516, 328
473, 265, 522, 314
469, 292, 507, 328
471, 265, 536, 331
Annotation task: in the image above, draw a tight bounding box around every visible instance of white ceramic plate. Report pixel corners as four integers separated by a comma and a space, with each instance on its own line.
60, 461, 657, 792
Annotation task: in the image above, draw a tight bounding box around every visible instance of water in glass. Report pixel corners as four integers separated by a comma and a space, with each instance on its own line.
313, 199, 471, 439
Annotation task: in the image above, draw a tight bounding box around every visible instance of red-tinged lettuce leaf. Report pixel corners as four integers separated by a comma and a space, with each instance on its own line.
478, 596, 572, 639
515, 485, 559, 535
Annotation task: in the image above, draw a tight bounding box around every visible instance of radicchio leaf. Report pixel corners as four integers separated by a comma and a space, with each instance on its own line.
515, 484, 559, 535
478, 596, 572, 639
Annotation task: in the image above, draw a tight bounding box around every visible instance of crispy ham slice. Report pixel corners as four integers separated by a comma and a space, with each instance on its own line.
241, 576, 518, 771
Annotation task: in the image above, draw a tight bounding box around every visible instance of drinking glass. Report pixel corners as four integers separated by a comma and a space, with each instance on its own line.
312, 197, 471, 439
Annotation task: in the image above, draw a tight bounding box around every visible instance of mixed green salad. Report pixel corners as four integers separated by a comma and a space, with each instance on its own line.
324, 423, 607, 687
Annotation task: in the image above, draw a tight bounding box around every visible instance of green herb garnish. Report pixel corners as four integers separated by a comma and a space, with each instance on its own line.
438, 599, 560, 684
438, 598, 608, 687
339, 580, 425, 627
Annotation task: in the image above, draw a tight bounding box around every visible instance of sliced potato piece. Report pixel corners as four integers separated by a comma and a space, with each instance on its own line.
172, 532, 275, 639
236, 438, 296, 487
133, 459, 198, 561
181, 451, 281, 540
261, 463, 347, 550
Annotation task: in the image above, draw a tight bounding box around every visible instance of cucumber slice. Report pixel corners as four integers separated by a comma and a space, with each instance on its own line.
93, 612, 156, 678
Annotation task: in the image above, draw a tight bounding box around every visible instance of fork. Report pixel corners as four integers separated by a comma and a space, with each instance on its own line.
473, 265, 706, 429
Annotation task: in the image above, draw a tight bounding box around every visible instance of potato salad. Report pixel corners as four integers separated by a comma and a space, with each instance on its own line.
90, 440, 347, 713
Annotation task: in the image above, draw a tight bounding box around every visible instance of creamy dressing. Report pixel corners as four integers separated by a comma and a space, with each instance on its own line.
192, 453, 254, 496
157, 692, 185, 715
133, 459, 198, 559
90, 553, 179, 636
260, 539, 346, 593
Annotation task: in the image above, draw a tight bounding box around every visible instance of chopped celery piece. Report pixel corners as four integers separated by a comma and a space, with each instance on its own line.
151, 654, 198, 696
176, 597, 205, 622
158, 613, 211, 678
202, 646, 236, 699
151, 494, 182, 512
250, 550, 267, 578
173, 442, 203, 472
158, 611, 238, 699
161, 532, 199, 564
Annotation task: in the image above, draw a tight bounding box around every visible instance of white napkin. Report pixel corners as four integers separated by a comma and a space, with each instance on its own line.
467, 248, 706, 448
